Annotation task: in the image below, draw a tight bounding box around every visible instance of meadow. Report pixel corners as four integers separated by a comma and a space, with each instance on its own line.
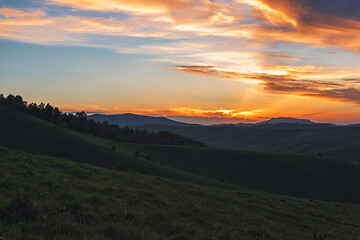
1, 107, 360, 203
1, 147, 360, 240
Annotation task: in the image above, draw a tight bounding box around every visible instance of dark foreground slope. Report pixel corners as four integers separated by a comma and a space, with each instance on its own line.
137, 124, 360, 162
1, 147, 360, 240
2, 107, 360, 203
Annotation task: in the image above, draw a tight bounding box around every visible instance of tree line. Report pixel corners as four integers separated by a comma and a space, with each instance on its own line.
0, 94, 207, 148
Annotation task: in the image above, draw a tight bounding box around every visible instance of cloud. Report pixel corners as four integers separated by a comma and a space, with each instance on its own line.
60, 104, 264, 121
46, 0, 185, 14
0, 8, 76, 43
46, 0, 235, 21
342, 78, 360, 84
2, 2, 360, 111
167, 115, 256, 125
240, 0, 360, 51
177, 65, 360, 104
2, 0, 360, 52
0, 8, 181, 44
0, 9, 53, 28
4, 0, 360, 52
44, 0, 249, 39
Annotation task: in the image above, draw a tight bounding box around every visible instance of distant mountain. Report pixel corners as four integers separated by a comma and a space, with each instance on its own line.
257, 117, 316, 125
88, 113, 197, 127
212, 117, 318, 127
346, 123, 360, 127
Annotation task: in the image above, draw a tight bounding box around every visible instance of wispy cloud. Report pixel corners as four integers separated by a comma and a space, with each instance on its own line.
241, 0, 360, 51
177, 65, 360, 104
2, 0, 360, 50
40, 0, 360, 51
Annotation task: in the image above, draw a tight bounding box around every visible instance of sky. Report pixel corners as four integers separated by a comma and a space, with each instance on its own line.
1, 0, 360, 124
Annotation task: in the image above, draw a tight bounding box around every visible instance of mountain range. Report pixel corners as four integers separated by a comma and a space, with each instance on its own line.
88, 113, 360, 162
88, 113, 197, 127
256, 117, 315, 125
89, 114, 356, 127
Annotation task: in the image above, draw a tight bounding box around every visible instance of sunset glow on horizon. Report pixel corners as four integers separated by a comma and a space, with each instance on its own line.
1, 0, 360, 124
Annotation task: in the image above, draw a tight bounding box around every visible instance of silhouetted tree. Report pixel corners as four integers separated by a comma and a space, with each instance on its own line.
0, 93, 208, 148
0, 94, 4, 105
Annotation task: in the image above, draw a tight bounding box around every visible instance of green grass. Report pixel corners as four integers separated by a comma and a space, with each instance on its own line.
2, 107, 360, 203
1, 147, 360, 240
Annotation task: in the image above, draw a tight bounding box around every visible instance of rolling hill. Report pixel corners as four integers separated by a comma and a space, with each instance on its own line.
119, 143, 360, 203
89, 114, 360, 162
137, 124, 360, 162
1, 147, 360, 239
0, 107, 230, 189
2, 107, 360, 203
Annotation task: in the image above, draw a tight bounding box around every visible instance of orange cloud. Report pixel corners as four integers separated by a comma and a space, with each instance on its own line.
2, 0, 360, 52
0, 8, 45, 18
44, 0, 248, 39
241, 0, 360, 51
177, 65, 360, 104
0, 8, 53, 26
47, 0, 177, 14
58, 103, 360, 125
46, 0, 239, 27
0, 8, 177, 44
60, 104, 264, 120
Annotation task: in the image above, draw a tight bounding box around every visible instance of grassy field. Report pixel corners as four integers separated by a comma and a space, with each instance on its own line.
118, 143, 360, 203
1, 147, 360, 240
2, 107, 360, 203
137, 124, 360, 162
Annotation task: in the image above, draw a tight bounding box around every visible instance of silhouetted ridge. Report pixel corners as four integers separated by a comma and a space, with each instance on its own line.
88, 113, 194, 127
0, 93, 207, 148
257, 117, 315, 125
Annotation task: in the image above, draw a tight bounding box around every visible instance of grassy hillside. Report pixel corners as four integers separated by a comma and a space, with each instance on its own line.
119, 143, 360, 203
1, 147, 360, 240
137, 124, 360, 162
0, 107, 232, 189
2, 107, 360, 203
